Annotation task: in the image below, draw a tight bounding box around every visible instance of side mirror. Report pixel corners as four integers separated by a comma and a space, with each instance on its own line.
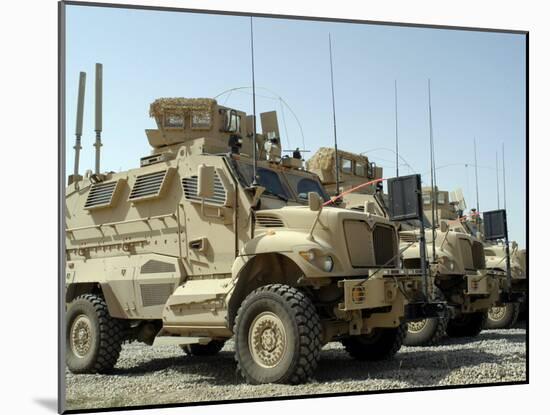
512, 241, 518, 250
197, 164, 215, 199
440, 221, 449, 233
308, 192, 322, 212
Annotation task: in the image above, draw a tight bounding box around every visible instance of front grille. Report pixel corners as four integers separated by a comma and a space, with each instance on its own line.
472, 241, 486, 269
403, 258, 422, 269
255, 214, 285, 228
459, 238, 475, 270
343, 220, 373, 267
399, 232, 417, 244
373, 225, 396, 266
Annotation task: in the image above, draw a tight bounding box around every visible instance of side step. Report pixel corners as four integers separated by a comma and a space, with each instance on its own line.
152, 336, 212, 347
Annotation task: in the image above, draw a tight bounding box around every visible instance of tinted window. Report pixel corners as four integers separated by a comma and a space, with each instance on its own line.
236, 162, 290, 200
285, 174, 330, 202
342, 159, 353, 174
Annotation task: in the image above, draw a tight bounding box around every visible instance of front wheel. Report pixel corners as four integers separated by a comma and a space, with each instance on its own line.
446, 312, 486, 337
66, 294, 124, 373
233, 284, 322, 384
485, 303, 520, 329
341, 324, 406, 361
404, 316, 448, 346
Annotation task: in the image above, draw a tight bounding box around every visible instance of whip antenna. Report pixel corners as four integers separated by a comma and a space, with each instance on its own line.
502, 143, 507, 211
94, 63, 103, 175
250, 17, 258, 186
496, 151, 500, 209
474, 137, 480, 221
427, 79, 437, 262
394, 80, 399, 177
328, 33, 340, 195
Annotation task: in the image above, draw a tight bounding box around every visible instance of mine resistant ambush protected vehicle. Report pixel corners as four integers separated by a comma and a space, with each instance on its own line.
65, 98, 427, 384
307, 149, 501, 346
460, 214, 527, 329
483, 243, 526, 328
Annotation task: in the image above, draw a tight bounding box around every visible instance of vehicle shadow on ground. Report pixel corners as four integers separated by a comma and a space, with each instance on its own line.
107, 339, 515, 387
312, 347, 502, 385
437, 331, 526, 346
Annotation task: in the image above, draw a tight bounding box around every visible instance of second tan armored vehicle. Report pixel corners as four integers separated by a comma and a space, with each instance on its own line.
308, 148, 501, 346
65, 98, 428, 384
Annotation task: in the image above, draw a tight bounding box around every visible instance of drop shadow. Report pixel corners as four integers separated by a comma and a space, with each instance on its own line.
33, 398, 58, 413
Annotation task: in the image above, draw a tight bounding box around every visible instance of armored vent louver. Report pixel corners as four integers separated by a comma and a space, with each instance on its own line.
129, 168, 174, 202
84, 179, 122, 210
350, 206, 365, 212
182, 173, 227, 206
140, 260, 176, 274
255, 214, 285, 228
140, 283, 174, 307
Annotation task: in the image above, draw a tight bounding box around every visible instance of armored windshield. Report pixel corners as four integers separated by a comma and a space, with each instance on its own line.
235, 161, 291, 201
284, 173, 330, 202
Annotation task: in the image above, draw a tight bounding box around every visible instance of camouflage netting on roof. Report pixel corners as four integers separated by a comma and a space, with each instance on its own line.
307, 147, 371, 172
149, 98, 217, 118
306, 147, 336, 172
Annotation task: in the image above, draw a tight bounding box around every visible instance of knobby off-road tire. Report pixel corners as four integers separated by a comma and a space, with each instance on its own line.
66, 294, 124, 374
181, 340, 226, 356
446, 311, 487, 337
485, 303, 520, 329
341, 324, 406, 361
404, 315, 449, 346
233, 284, 322, 384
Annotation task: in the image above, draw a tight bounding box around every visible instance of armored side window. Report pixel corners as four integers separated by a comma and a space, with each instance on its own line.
355, 162, 366, 177
164, 112, 185, 129
422, 193, 431, 205
223, 109, 241, 133
341, 158, 353, 174
191, 110, 212, 130
438, 192, 447, 205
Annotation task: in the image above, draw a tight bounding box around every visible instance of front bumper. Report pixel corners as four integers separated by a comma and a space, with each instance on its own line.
337, 268, 424, 312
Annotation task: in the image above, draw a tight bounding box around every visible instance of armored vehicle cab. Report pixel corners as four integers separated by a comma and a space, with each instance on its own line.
65, 97, 427, 384
308, 148, 502, 346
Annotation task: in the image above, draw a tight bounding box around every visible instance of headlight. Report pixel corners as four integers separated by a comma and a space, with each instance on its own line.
323, 256, 334, 272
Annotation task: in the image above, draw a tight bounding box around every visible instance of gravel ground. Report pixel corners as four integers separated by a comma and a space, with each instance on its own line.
65, 323, 526, 411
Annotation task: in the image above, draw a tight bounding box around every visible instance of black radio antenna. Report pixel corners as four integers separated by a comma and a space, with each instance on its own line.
394, 80, 400, 177
250, 17, 258, 186
428, 79, 437, 262
328, 33, 340, 195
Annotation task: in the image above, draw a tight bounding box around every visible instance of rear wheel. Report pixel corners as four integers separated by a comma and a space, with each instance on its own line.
181, 340, 226, 356
66, 294, 124, 374
341, 324, 406, 361
485, 303, 520, 329
446, 312, 486, 337
234, 284, 322, 384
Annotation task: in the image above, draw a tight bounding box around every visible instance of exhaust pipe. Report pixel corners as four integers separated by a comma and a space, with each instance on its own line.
72, 71, 86, 187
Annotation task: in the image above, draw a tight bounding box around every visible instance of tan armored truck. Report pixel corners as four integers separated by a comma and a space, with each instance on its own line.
458, 210, 527, 329
65, 97, 429, 384
307, 148, 501, 346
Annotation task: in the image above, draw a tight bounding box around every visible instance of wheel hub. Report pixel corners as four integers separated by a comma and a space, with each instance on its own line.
408, 319, 428, 333
488, 306, 506, 321
70, 315, 92, 358
249, 312, 287, 368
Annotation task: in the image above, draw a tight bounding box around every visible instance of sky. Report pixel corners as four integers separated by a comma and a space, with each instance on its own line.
64, 5, 526, 246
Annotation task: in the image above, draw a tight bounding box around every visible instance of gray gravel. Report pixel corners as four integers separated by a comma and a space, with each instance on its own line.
65, 324, 526, 411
